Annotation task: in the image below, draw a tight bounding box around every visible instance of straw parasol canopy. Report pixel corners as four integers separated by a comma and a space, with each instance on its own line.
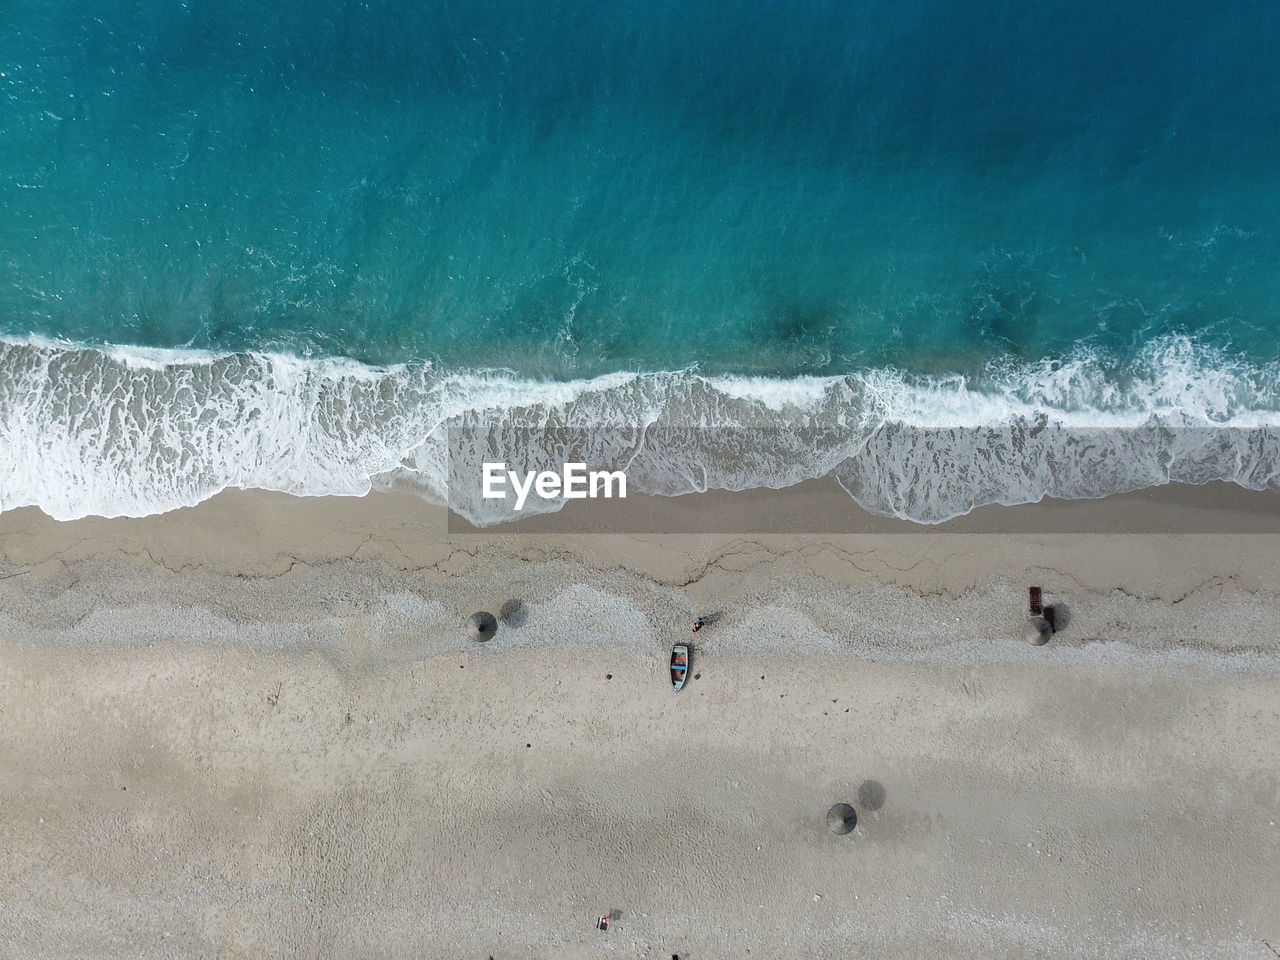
468, 611, 498, 642
827, 803, 857, 835
1024, 615, 1052, 646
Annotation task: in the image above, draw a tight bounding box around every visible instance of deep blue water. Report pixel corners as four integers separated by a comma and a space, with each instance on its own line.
3, 0, 1279, 376
3, 0, 1280, 521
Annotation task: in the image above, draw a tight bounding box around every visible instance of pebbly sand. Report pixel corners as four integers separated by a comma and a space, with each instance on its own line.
1, 485, 1279, 959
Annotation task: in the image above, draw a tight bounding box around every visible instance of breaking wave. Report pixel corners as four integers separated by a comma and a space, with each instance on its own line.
2, 334, 1279, 524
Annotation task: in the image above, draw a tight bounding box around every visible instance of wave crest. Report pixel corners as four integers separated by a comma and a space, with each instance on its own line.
2, 335, 1278, 523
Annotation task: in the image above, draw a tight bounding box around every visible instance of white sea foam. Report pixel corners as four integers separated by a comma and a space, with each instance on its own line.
1, 334, 1278, 524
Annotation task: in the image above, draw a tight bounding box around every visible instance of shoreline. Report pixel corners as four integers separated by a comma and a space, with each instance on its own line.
7, 334, 1280, 531
3, 483, 1279, 957
470, 476, 1280, 535
4, 481, 1280, 603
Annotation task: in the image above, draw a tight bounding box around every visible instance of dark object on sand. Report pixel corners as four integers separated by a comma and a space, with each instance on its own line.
827, 803, 857, 834
857, 779, 886, 812
596, 916, 610, 931
1025, 586, 1056, 645
498, 598, 525, 624
671, 644, 689, 691
468, 611, 498, 642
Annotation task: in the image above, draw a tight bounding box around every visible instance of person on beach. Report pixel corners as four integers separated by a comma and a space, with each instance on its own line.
692, 617, 706, 632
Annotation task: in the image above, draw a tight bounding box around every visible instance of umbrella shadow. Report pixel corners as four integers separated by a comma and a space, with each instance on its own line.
1047, 601, 1071, 632
499, 598, 527, 626
857, 779, 886, 812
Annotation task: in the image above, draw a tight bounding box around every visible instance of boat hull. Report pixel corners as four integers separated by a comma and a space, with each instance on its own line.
671, 644, 689, 691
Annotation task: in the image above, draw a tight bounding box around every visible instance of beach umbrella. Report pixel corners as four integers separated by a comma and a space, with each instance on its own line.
826, 803, 857, 835
468, 611, 498, 642
1024, 616, 1052, 646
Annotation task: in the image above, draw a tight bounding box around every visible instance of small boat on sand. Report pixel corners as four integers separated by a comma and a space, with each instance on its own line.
671, 644, 689, 691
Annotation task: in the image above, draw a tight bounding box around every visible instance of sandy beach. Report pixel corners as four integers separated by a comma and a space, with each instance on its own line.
2, 485, 1279, 959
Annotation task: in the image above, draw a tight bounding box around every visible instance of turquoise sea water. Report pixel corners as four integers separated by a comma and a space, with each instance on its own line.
2, 0, 1280, 521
